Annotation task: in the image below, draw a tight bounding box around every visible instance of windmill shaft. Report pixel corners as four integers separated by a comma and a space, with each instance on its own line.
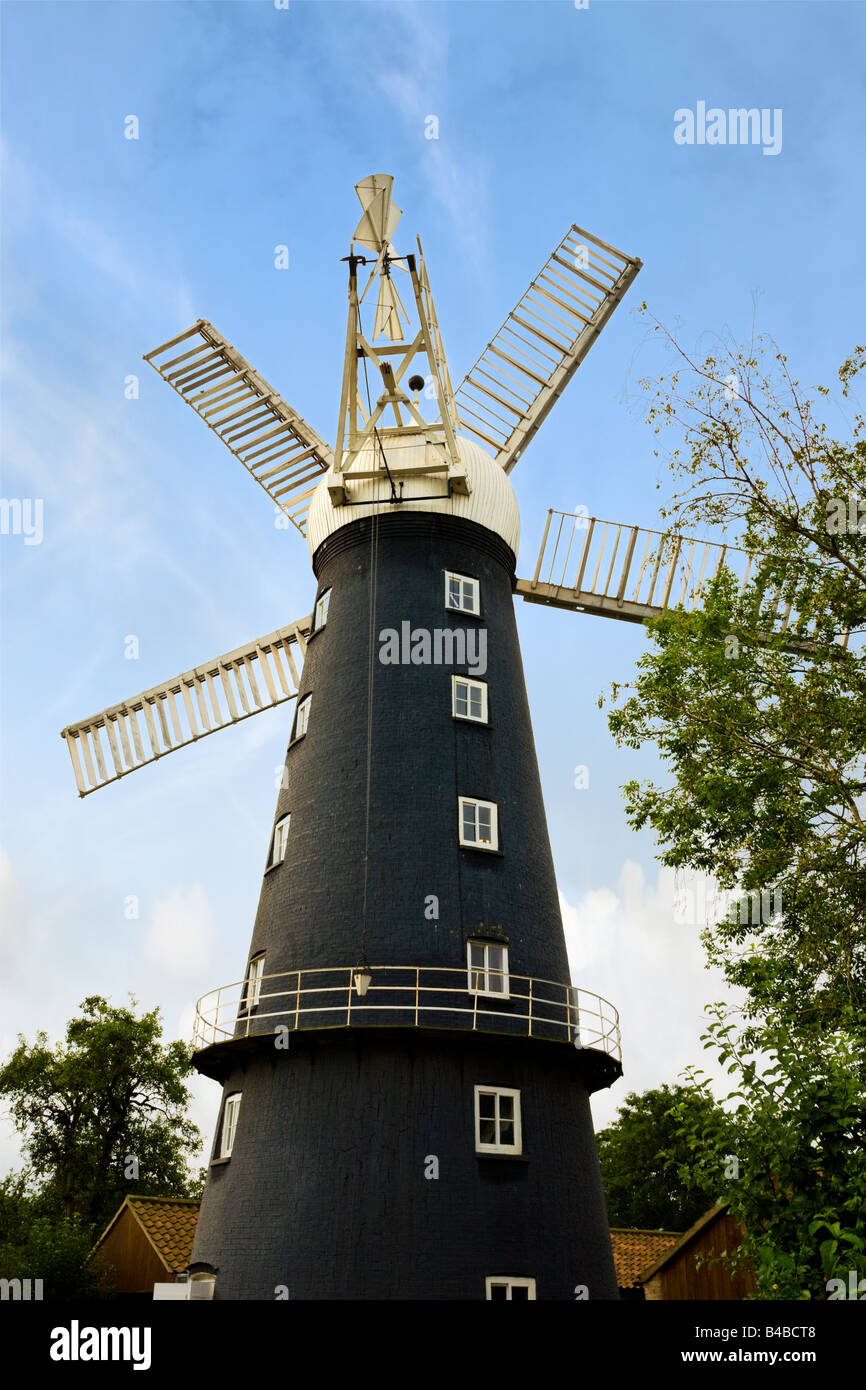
190, 511, 621, 1299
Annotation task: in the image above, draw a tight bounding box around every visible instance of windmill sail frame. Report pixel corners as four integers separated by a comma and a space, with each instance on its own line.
455, 224, 642, 474
61, 618, 311, 797
144, 321, 333, 536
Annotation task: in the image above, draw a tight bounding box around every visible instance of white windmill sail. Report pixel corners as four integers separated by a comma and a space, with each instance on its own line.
61, 618, 311, 797
144, 320, 334, 536
517, 509, 850, 652
455, 224, 642, 474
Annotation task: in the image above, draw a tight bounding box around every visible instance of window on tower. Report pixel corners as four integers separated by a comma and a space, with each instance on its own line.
218, 1093, 242, 1160
444, 570, 480, 615
452, 674, 488, 724
458, 796, 498, 850
475, 1086, 522, 1155
271, 814, 291, 866
467, 941, 509, 997
292, 695, 311, 742
485, 1277, 536, 1301
240, 952, 266, 1013
313, 589, 331, 632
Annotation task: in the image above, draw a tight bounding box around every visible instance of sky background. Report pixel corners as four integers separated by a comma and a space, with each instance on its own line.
1, 0, 864, 1175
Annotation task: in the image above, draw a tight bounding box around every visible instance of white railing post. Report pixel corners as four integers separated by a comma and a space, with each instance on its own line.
573, 517, 595, 595
531, 510, 554, 591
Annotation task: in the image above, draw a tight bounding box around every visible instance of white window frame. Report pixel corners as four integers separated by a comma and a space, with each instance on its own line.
271, 814, 291, 866
467, 941, 509, 998
219, 1093, 242, 1160
474, 1085, 522, 1155
485, 1276, 536, 1301
452, 674, 488, 724
293, 695, 311, 741
313, 589, 331, 632
243, 952, 265, 1010
444, 570, 480, 616
458, 796, 498, 851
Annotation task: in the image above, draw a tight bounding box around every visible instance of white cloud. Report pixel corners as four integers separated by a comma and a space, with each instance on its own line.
371, 4, 489, 274
0, 847, 27, 960
561, 861, 741, 1129
0, 141, 195, 322
143, 884, 215, 980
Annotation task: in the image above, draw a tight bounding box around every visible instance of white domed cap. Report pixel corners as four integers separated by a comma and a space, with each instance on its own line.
306, 433, 520, 560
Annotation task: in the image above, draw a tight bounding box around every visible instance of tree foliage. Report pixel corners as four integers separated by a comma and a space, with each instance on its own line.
597, 1084, 729, 1231
670, 1008, 866, 1300
0, 1173, 113, 1300
606, 321, 866, 1297
610, 324, 865, 1036
0, 996, 202, 1234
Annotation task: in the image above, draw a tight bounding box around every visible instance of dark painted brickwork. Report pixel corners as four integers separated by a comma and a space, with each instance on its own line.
192, 512, 620, 1300
245, 512, 570, 988
192, 1031, 619, 1301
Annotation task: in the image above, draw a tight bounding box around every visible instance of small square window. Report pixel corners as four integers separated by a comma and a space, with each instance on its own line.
219, 1093, 242, 1160
271, 814, 291, 866
314, 589, 331, 632
452, 675, 488, 724
467, 941, 509, 997
293, 695, 311, 741
474, 1086, 522, 1155
485, 1277, 535, 1301
458, 797, 498, 851
444, 571, 480, 615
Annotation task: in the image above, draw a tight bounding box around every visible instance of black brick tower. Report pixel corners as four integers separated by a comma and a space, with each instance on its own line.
189, 495, 622, 1300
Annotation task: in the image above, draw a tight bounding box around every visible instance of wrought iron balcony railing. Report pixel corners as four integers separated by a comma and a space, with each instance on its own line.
192, 965, 621, 1062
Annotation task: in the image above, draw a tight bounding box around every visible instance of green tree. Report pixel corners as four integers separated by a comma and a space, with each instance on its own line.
597, 1084, 730, 1230
606, 324, 866, 1297
670, 1008, 866, 1299
0, 1172, 113, 1299
610, 326, 865, 1036
0, 996, 202, 1233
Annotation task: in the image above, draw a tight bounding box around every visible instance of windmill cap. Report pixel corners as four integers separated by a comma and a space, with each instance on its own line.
306, 432, 520, 560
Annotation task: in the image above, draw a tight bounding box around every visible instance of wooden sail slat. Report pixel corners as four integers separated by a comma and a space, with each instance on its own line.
61, 616, 313, 796
144, 320, 333, 535
456, 222, 641, 473
517, 510, 846, 657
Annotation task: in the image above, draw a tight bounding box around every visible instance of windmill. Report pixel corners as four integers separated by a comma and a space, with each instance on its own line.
60, 174, 662, 1301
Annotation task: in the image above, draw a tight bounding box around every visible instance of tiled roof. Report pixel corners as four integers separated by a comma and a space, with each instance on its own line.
127, 1197, 200, 1273
610, 1228, 680, 1287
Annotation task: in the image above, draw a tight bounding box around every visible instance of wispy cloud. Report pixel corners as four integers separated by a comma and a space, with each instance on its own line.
370, 3, 489, 274
561, 860, 741, 1130
0, 140, 195, 324
143, 883, 216, 981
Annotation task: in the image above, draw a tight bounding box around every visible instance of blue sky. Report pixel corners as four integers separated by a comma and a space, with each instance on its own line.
2, 0, 864, 1169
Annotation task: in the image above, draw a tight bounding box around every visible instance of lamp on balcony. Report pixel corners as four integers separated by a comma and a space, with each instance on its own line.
353, 966, 373, 997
